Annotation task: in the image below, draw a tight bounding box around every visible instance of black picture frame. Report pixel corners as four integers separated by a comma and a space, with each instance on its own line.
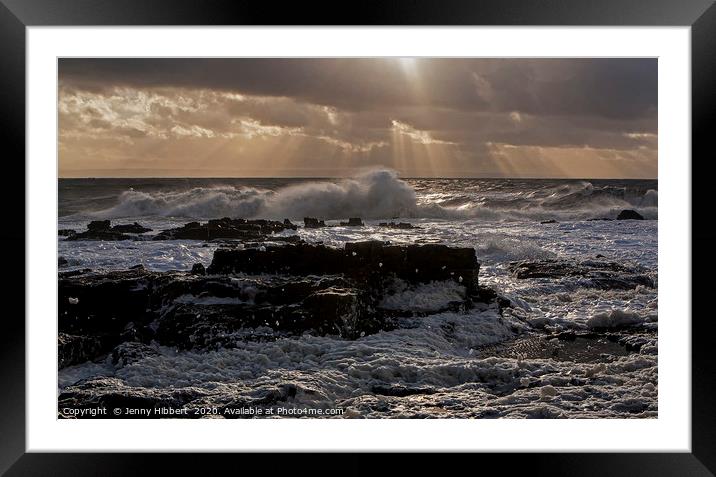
1, 0, 713, 474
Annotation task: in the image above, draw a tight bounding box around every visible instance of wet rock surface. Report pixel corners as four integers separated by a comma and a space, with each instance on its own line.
617, 209, 645, 220
58, 242, 486, 368
65, 220, 152, 241
57, 240, 655, 419
111, 222, 152, 233
303, 217, 326, 228
508, 258, 654, 290
58, 377, 207, 417
476, 331, 649, 363
154, 217, 297, 240
378, 221, 419, 229
208, 241, 479, 293
59, 333, 109, 368
340, 218, 364, 226
111, 342, 161, 367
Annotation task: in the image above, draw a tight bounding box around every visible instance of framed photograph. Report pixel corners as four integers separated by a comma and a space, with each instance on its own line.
3, 0, 714, 473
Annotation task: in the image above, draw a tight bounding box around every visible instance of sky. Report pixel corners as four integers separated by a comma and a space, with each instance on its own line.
58, 58, 657, 178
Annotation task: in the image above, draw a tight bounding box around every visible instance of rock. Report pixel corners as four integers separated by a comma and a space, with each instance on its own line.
154, 217, 297, 241
66, 221, 134, 241
67, 230, 133, 241
56, 242, 487, 353
371, 385, 436, 397
540, 385, 558, 399
58, 377, 204, 417
87, 220, 111, 231
58, 333, 108, 368
540, 219, 558, 224
303, 217, 326, 228
508, 259, 654, 290
111, 342, 160, 367
190, 263, 206, 275
208, 242, 479, 293
208, 243, 345, 276
111, 222, 152, 233
616, 209, 644, 220
153, 282, 379, 348
473, 285, 511, 310
59, 256, 69, 267
378, 221, 418, 229
65, 220, 135, 241
301, 287, 371, 338
58, 268, 159, 337
58, 229, 76, 237
340, 217, 364, 226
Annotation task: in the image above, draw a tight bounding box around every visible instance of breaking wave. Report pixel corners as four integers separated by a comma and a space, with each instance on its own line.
89, 169, 657, 221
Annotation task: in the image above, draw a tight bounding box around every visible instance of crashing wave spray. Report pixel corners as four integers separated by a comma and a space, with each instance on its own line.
93, 169, 420, 220
90, 169, 657, 221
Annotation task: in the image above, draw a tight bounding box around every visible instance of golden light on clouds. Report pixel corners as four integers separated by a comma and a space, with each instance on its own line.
59, 58, 657, 178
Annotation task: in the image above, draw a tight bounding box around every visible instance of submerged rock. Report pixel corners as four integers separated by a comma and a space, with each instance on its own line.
616, 209, 645, 220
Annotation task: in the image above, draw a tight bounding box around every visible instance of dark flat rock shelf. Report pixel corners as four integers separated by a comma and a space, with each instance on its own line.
476, 330, 655, 363
507, 258, 654, 290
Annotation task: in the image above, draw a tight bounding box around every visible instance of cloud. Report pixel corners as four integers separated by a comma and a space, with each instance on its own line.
58, 58, 657, 178
59, 58, 656, 120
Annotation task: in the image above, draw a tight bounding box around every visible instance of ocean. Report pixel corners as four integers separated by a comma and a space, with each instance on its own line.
58, 170, 658, 418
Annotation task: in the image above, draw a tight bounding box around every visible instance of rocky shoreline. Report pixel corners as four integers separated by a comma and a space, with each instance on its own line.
58, 218, 657, 418
57, 208, 648, 244
59, 241, 485, 366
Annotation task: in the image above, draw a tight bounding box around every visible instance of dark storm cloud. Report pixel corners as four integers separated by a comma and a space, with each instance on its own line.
59, 58, 656, 120
58, 58, 658, 178
475, 59, 657, 119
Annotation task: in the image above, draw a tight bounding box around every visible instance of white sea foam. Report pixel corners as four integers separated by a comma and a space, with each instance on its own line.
57, 174, 659, 418
379, 280, 467, 312
586, 309, 646, 329
81, 169, 658, 222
